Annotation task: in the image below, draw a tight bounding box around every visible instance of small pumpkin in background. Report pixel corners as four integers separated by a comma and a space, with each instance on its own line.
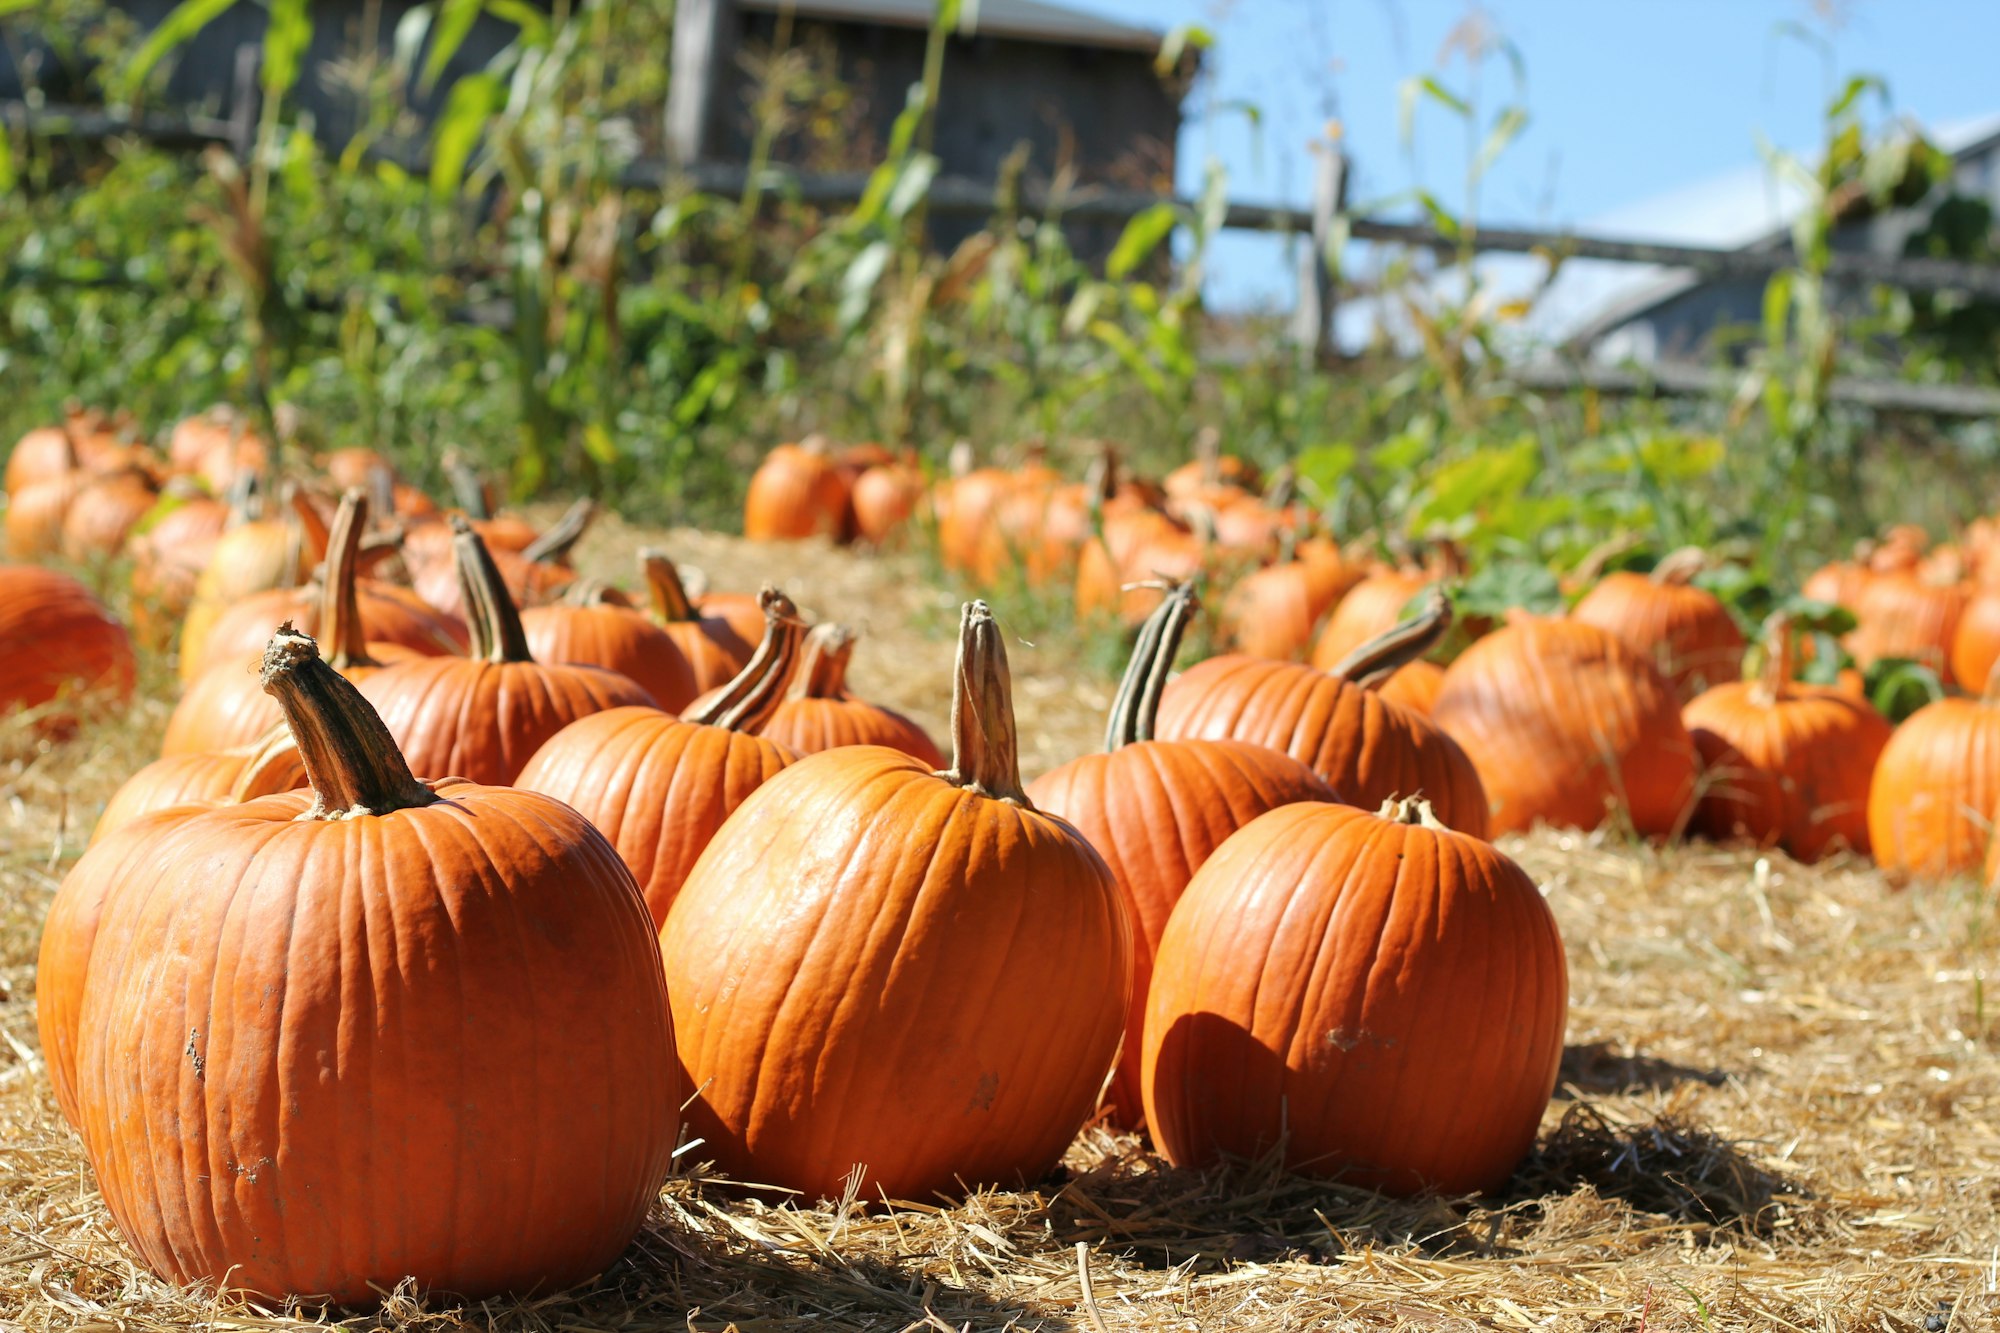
1951, 589, 2000, 693
640, 548, 754, 692
1309, 565, 1436, 671
1156, 590, 1490, 837
1027, 582, 1337, 1127
517, 589, 805, 928
179, 481, 331, 679
1431, 614, 1696, 838
522, 578, 699, 713
92, 729, 304, 847
1867, 660, 2000, 883
0, 565, 137, 726
744, 436, 852, 542
59, 467, 158, 564
360, 518, 655, 784
1683, 615, 1892, 862
409, 497, 592, 619
126, 480, 239, 646
663, 600, 1130, 1202
1143, 797, 1567, 1195
1848, 550, 1966, 685
1219, 533, 1363, 661
1570, 547, 1746, 700
758, 623, 944, 766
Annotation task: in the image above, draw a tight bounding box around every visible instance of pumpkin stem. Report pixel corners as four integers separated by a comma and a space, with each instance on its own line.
285, 482, 331, 567
522, 497, 595, 566
945, 600, 1030, 804
683, 586, 805, 730
1567, 532, 1642, 586
261, 625, 437, 818
1085, 443, 1120, 502
1751, 614, 1795, 706
1651, 547, 1708, 586
1377, 796, 1447, 831
229, 726, 305, 801
790, 623, 857, 701
640, 547, 699, 623
452, 516, 535, 664
366, 461, 398, 524
1327, 587, 1454, 689
1193, 424, 1221, 487
442, 450, 493, 519
1262, 463, 1297, 511
318, 488, 381, 672
560, 577, 630, 608
1104, 580, 1198, 751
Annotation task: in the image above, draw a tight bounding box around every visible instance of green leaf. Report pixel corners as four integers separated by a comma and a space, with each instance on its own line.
838, 239, 893, 331
261, 0, 314, 102
0, 0, 42, 15
885, 152, 939, 221
1451, 558, 1563, 621
1399, 74, 1470, 148
1294, 443, 1357, 503
1413, 439, 1538, 528
1155, 23, 1212, 78
1371, 430, 1433, 474
1866, 658, 1944, 724
428, 71, 503, 197
1106, 203, 1179, 281
483, 0, 550, 46
420, 0, 483, 94
119, 0, 239, 100
1473, 105, 1528, 184
0, 121, 14, 193
1828, 73, 1884, 122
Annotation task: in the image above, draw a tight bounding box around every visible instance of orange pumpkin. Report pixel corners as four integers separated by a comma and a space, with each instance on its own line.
408, 498, 591, 620
516, 589, 805, 928
1377, 659, 1445, 716
757, 623, 944, 766
179, 482, 331, 679
1431, 615, 1696, 838
127, 483, 236, 646
1570, 548, 1746, 700
640, 548, 753, 692
1867, 661, 2000, 882
359, 519, 655, 784
662, 601, 1130, 1201
0, 565, 136, 726
744, 437, 852, 541
1219, 536, 1363, 661
1026, 582, 1337, 1127
850, 455, 926, 546
522, 579, 700, 713
68, 628, 678, 1302
1155, 591, 1490, 836
1682, 617, 1891, 861
92, 729, 305, 847
1850, 568, 1966, 685
1142, 798, 1567, 1194
58, 468, 157, 563
1951, 589, 2000, 693
1309, 567, 1434, 671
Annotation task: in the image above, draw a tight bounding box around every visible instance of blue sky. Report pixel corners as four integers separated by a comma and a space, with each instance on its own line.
1060, 0, 2000, 308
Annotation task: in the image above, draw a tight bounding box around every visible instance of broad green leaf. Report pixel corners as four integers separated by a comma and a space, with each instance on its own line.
420, 0, 483, 93
261, 0, 314, 102
1866, 659, 1944, 724
1371, 430, 1433, 474
1106, 203, 1178, 281
428, 71, 503, 197
120, 0, 238, 99
1772, 597, 1858, 638
1451, 558, 1563, 620
1413, 439, 1537, 527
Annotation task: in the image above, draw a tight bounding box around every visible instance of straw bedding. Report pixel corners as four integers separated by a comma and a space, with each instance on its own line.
2, 528, 1995, 1331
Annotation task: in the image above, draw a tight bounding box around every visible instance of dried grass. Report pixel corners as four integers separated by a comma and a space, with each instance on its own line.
3, 529, 1999, 1330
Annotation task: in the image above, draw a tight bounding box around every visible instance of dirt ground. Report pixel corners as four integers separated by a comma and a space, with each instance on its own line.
3, 526, 1998, 1331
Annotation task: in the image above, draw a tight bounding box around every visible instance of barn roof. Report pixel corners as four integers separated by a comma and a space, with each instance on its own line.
733, 0, 1163, 53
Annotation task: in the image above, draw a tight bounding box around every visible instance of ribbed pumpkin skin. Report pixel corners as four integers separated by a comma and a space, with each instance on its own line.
1571, 573, 1746, 700
1431, 620, 1696, 837
744, 444, 851, 541
664, 620, 753, 693
359, 659, 655, 785
663, 746, 1130, 1201
192, 581, 467, 676
162, 662, 288, 756
1155, 655, 1489, 838
1851, 575, 1966, 684
1026, 739, 1336, 1126
516, 706, 798, 927
0, 565, 136, 719
1378, 660, 1445, 716
758, 697, 944, 767
1951, 592, 2000, 693
60, 471, 156, 562
1309, 572, 1430, 670
1867, 697, 2000, 881
1220, 559, 1355, 662
522, 604, 700, 713
92, 743, 305, 846
71, 783, 679, 1304
4, 473, 85, 557
1684, 684, 1891, 861
1142, 802, 1568, 1194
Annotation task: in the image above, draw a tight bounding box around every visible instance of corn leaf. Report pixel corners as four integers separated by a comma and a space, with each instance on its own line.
261, 0, 314, 102
420, 0, 483, 93
1106, 204, 1178, 281
119, 0, 238, 100
429, 71, 503, 197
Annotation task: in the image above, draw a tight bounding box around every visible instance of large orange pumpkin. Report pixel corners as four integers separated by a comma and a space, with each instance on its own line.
1432, 615, 1696, 838
0, 565, 136, 725
1025, 582, 1337, 1127
93, 729, 304, 847
1155, 591, 1490, 836
1682, 617, 1891, 861
1867, 661, 2000, 882
522, 579, 700, 713
662, 601, 1130, 1201
757, 623, 944, 766
1951, 589, 2000, 693
68, 628, 678, 1303
640, 548, 753, 692
1570, 548, 1746, 701
1142, 798, 1567, 1194
516, 589, 805, 928
359, 519, 655, 784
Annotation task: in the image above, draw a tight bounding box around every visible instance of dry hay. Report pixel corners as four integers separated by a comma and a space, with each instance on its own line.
2, 530, 1999, 1331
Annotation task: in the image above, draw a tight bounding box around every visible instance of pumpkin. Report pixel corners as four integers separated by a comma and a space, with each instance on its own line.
409, 498, 591, 619
1431, 614, 1696, 838
1142, 797, 1567, 1194
1683, 616, 1892, 861
127, 483, 236, 646
933, 453, 1016, 576
1867, 661, 2000, 882
1570, 548, 1746, 700
1219, 535, 1363, 661
68, 628, 677, 1303
744, 437, 852, 541
662, 600, 1130, 1201
359, 518, 655, 784
5, 420, 81, 493
639, 548, 754, 692
179, 482, 331, 680
757, 623, 945, 766
93, 729, 305, 846
1163, 429, 1261, 505
1156, 591, 1490, 836
1076, 509, 1209, 628
59, 468, 158, 563
321, 446, 395, 492
3, 467, 85, 558
1378, 659, 1445, 715
1026, 582, 1337, 1126
1309, 566, 1435, 671
168, 407, 267, 492
1850, 567, 1966, 684
522, 579, 700, 712
850, 455, 926, 545
0, 565, 136, 725
516, 589, 805, 928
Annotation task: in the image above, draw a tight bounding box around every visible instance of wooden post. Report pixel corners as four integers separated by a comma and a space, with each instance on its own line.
667, 0, 731, 164
1290, 124, 1347, 364
227, 41, 259, 161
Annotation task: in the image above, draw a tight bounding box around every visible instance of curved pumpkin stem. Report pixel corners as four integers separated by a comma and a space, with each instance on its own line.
945, 600, 1029, 804
318, 488, 382, 673
1104, 580, 1198, 751
284, 482, 332, 568
790, 623, 857, 701
442, 451, 494, 519
560, 577, 633, 609
452, 516, 535, 664
684, 586, 805, 731
1651, 547, 1708, 586
1327, 587, 1454, 689
522, 497, 596, 566
1751, 614, 1795, 707
1567, 532, 1642, 587
262, 625, 437, 818
228, 726, 305, 800
640, 548, 699, 623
